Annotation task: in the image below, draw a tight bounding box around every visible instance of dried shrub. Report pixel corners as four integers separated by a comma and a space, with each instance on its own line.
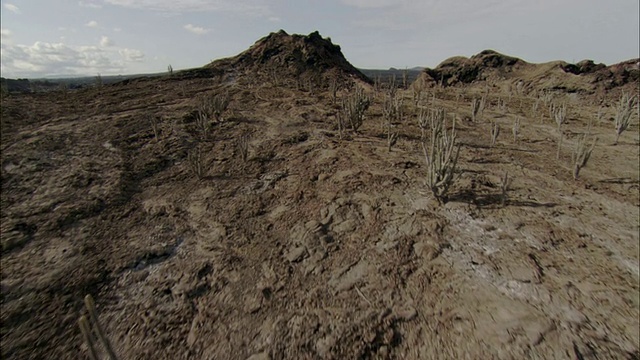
421, 108, 460, 204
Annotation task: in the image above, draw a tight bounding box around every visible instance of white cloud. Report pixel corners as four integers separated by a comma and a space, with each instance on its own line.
119, 48, 145, 61
78, 1, 103, 8
348, 0, 528, 31
0, 40, 146, 78
4, 3, 21, 14
113, 27, 122, 32
341, 0, 401, 8
184, 24, 211, 35
85, 20, 99, 28
100, 36, 114, 47
103, 0, 271, 17
268, 16, 281, 22
1, 28, 12, 46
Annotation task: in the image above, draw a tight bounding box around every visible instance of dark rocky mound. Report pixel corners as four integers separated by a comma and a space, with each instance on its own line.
595, 59, 639, 89
422, 50, 525, 86
414, 49, 638, 94
203, 30, 371, 85
561, 60, 607, 75
561, 58, 638, 89
1, 77, 32, 93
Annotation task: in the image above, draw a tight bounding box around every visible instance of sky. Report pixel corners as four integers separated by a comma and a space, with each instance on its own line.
1, 0, 638, 78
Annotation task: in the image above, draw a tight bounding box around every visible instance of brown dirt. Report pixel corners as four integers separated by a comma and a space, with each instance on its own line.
1, 34, 639, 360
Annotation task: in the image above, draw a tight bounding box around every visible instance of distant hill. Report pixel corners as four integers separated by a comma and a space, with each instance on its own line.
414, 49, 639, 95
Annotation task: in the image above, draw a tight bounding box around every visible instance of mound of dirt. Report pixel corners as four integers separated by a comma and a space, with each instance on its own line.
205, 30, 371, 86
415, 49, 639, 96
420, 50, 527, 86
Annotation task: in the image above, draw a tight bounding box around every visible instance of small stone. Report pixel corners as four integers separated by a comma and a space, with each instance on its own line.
286, 247, 307, 263
316, 335, 336, 358
396, 307, 417, 321
332, 219, 357, 233
378, 345, 389, 357
246, 352, 270, 360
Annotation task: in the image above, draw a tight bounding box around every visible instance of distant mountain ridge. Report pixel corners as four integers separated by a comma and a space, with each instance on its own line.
2, 39, 638, 95
414, 49, 639, 94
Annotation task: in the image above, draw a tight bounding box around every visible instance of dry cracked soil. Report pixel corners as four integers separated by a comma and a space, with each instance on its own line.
1, 64, 639, 360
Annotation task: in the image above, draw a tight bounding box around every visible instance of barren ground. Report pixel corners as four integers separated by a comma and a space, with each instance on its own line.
1, 74, 639, 359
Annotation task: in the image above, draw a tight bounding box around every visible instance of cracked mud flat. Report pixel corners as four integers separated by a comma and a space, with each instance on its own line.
1, 74, 639, 360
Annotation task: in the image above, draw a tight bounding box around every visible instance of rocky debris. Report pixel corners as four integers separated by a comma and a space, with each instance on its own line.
205, 30, 371, 86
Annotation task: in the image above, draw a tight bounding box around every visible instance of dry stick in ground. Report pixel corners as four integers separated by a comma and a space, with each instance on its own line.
336, 111, 345, 140
554, 103, 567, 159
417, 107, 429, 142
471, 97, 483, 122
412, 86, 425, 107
614, 92, 637, 145
237, 133, 250, 163
383, 92, 401, 151
512, 116, 521, 143
188, 145, 209, 179
329, 77, 339, 105
586, 113, 594, 135
596, 105, 605, 124
149, 114, 160, 140
78, 317, 100, 360
382, 94, 395, 133
490, 121, 500, 147
79, 295, 119, 360
374, 75, 382, 94
388, 128, 398, 152
498, 97, 508, 114
532, 98, 540, 120
500, 171, 511, 207
572, 134, 597, 180
355, 286, 373, 306
402, 68, 409, 89
387, 74, 398, 99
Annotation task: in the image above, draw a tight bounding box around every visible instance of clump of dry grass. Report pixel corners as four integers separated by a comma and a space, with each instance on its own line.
341, 86, 370, 133
614, 92, 637, 145
572, 135, 597, 180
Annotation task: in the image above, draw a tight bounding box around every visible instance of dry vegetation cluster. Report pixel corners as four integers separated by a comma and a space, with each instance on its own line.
176, 70, 638, 203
